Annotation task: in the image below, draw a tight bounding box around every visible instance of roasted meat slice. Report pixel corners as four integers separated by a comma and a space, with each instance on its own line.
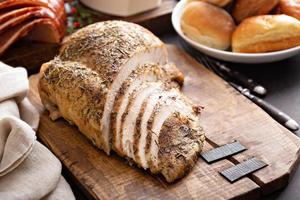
111, 63, 182, 156
134, 90, 163, 169
0, 0, 66, 22
0, 6, 64, 35
0, 0, 66, 55
0, 18, 60, 55
120, 82, 162, 157
0, 7, 38, 24
158, 112, 205, 182
145, 90, 196, 172
111, 77, 143, 155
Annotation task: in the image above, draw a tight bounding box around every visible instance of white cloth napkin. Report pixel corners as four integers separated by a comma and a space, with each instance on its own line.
0, 62, 75, 200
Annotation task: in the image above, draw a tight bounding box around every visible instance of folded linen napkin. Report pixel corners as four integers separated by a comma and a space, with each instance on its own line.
0, 62, 75, 200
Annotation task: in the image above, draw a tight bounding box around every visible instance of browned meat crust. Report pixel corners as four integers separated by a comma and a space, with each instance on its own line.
158, 112, 205, 182
39, 59, 107, 148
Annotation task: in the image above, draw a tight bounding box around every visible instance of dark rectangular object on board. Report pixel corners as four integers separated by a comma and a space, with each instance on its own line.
220, 157, 268, 183
201, 141, 246, 163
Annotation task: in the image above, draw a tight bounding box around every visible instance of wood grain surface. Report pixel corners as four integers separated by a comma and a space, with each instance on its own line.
28, 45, 300, 200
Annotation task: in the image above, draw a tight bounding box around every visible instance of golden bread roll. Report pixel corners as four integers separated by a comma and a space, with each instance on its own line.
181, 1, 236, 50
232, 0, 279, 23
187, 0, 232, 7
232, 15, 300, 53
278, 0, 300, 20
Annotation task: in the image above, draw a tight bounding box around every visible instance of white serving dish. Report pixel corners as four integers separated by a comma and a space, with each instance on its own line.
80, 0, 161, 17
172, 0, 300, 64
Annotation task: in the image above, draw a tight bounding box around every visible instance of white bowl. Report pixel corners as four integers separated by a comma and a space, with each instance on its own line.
80, 0, 161, 17
171, 0, 300, 64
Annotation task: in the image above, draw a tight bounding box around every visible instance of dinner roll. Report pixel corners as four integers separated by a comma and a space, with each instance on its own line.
232, 15, 300, 53
181, 1, 235, 50
187, 0, 232, 7
232, 0, 279, 23
278, 0, 300, 20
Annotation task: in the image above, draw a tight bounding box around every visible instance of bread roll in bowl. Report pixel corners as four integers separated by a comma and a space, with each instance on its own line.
232, 15, 300, 53
181, 1, 235, 50
233, 0, 279, 23
187, 0, 232, 7
278, 0, 300, 20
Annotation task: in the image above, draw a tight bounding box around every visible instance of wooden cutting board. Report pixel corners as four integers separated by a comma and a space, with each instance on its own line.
28, 45, 300, 200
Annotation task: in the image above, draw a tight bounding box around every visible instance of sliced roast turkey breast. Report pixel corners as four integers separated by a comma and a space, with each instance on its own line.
134, 89, 172, 169
59, 21, 168, 154
39, 21, 205, 182
145, 90, 191, 172
112, 63, 182, 156
111, 64, 162, 155
147, 94, 197, 174
39, 58, 205, 182
120, 82, 162, 159
111, 78, 143, 156
111, 63, 183, 156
